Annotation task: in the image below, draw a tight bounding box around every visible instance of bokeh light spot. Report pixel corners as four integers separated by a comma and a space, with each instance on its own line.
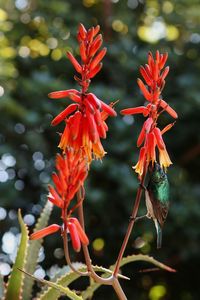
0, 9, 7, 21
51, 49, 62, 61
2, 232, 16, 254
92, 238, 105, 251
0, 207, 7, 220
15, 180, 25, 191
0, 86, 4, 97
166, 25, 179, 41
162, 1, 174, 14
0, 263, 11, 276
149, 285, 167, 300
2, 153, 16, 167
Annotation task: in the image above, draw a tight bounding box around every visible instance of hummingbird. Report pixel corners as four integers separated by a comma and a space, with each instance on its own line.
143, 162, 170, 248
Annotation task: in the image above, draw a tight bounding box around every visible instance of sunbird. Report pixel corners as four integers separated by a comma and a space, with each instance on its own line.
139, 163, 170, 248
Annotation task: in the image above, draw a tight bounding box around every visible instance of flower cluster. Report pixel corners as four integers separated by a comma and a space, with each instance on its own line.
30, 24, 117, 253
121, 51, 178, 177
49, 23, 117, 162
30, 149, 89, 252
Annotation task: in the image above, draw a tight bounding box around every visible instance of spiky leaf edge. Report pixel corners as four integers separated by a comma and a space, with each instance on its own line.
19, 269, 82, 300
81, 254, 176, 299
22, 201, 53, 300
4, 209, 29, 300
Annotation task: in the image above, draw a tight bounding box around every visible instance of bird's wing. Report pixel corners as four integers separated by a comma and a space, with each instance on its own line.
148, 190, 169, 227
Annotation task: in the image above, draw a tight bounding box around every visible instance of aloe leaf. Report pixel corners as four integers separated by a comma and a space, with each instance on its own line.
4, 209, 29, 300
37, 262, 128, 300
19, 269, 82, 300
22, 201, 53, 300
81, 254, 176, 299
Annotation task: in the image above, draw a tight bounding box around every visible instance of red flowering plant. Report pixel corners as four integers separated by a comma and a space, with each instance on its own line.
30, 149, 89, 253
121, 51, 178, 178
23, 27, 176, 300
48, 23, 117, 162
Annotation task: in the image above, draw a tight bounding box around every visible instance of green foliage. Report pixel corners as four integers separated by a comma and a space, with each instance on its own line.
81, 254, 175, 299
22, 201, 53, 300
20, 269, 83, 300
4, 210, 29, 300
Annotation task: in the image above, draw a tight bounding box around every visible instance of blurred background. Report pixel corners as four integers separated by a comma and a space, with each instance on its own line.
0, 0, 200, 299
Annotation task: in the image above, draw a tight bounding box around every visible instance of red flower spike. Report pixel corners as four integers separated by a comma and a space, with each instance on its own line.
153, 60, 159, 81
147, 132, 156, 164
153, 127, 165, 150
49, 24, 116, 161
30, 224, 60, 240
66, 51, 82, 74
70, 218, 89, 245
159, 99, 178, 119
133, 147, 146, 177
48, 89, 80, 100
87, 27, 94, 43
156, 50, 160, 63
88, 63, 103, 79
93, 24, 100, 36
100, 100, 117, 117
137, 79, 151, 101
89, 35, 103, 58
121, 106, 149, 116
159, 53, 168, 69
144, 117, 153, 133
121, 51, 176, 176
70, 111, 82, 140
51, 172, 63, 194
51, 104, 78, 126
137, 126, 146, 148
68, 222, 81, 252
48, 185, 63, 208
160, 66, 169, 82
78, 23, 87, 40
90, 47, 107, 71
49, 150, 88, 209
87, 93, 101, 109
80, 42, 87, 63
86, 110, 98, 143
140, 66, 152, 86
68, 92, 82, 103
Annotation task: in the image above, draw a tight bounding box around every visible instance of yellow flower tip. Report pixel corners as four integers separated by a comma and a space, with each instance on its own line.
159, 147, 173, 170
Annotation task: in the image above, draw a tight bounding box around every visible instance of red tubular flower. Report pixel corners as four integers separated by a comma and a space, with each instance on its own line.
68, 217, 89, 252
48, 149, 88, 208
48, 24, 117, 161
30, 224, 61, 240
30, 149, 89, 252
121, 51, 177, 176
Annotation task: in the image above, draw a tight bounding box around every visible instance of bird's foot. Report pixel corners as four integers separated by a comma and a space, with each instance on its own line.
130, 214, 148, 222
139, 183, 147, 191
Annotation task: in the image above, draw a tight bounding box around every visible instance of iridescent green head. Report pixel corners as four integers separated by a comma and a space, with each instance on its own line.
149, 162, 167, 183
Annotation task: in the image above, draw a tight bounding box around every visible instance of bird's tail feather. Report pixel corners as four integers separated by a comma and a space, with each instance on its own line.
154, 220, 162, 249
